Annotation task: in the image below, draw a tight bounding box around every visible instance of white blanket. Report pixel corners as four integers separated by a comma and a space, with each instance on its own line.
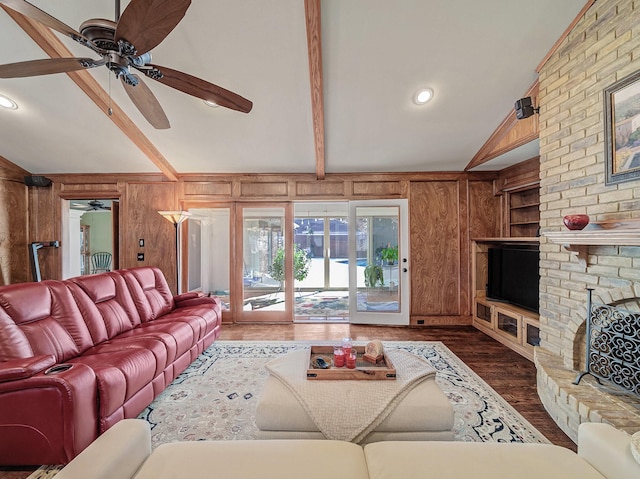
264, 348, 437, 442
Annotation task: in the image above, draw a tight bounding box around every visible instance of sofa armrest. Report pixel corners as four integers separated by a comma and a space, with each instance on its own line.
55, 419, 151, 479
173, 292, 202, 302
0, 362, 99, 464
0, 355, 56, 382
174, 294, 221, 309
578, 422, 640, 479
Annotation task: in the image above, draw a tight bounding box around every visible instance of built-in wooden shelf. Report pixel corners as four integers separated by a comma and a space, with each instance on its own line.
473, 237, 539, 243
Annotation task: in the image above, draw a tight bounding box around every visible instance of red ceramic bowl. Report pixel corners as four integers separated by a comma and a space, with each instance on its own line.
563, 214, 589, 230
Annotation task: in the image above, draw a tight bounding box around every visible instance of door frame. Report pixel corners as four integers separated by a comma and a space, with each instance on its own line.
233, 202, 294, 323
348, 199, 410, 325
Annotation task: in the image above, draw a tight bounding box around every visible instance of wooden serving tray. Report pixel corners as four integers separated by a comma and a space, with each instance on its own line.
306, 345, 396, 380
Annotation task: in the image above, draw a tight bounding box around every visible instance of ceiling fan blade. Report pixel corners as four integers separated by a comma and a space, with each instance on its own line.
115, 0, 191, 55
121, 74, 170, 130
0, 57, 104, 78
147, 64, 253, 113
0, 0, 94, 48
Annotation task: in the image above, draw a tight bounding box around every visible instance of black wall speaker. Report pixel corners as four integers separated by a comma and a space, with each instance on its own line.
515, 97, 535, 120
24, 175, 52, 187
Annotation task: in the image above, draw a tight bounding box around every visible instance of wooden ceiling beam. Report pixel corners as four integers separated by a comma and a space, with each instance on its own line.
304, 0, 326, 180
2, 6, 179, 182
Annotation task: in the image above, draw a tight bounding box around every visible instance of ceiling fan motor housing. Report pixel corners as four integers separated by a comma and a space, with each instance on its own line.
79, 19, 118, 50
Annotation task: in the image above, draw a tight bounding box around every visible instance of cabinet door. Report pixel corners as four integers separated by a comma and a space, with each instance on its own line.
494, 308, 522, 342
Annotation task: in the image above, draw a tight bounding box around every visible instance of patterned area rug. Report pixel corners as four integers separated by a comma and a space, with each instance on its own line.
28, 340, 547, 478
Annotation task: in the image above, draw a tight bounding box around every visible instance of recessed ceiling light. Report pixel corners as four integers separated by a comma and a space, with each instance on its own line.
413, 88, 433, 105
203, 100, 219, 108
0, 94, 18, 110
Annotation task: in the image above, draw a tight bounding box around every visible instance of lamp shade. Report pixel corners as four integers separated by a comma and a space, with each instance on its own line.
158, 211, 191, 224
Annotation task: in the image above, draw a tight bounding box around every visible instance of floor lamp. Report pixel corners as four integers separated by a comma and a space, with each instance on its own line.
158, 210, 191, 294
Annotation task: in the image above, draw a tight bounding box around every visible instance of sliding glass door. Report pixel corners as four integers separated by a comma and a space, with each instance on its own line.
235, 204, 293, 322
186, 208, 231, 314
348, 199, 409, 325
293, 202, 349, 321
186, 201, 408, 324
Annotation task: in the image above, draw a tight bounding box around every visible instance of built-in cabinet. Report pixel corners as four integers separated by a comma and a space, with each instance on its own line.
470, 157, 540, 360
471, 239, 540, 361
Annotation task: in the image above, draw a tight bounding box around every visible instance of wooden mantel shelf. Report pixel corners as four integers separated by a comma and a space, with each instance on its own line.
544, 219, 640, 246
543, 219, 640, 267
544, 229, 640, 246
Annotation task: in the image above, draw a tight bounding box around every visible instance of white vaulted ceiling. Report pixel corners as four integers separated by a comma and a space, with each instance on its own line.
0, 0, 587, 177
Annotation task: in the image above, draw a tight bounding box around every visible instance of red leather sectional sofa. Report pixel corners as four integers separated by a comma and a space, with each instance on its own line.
0, 266, 222, 465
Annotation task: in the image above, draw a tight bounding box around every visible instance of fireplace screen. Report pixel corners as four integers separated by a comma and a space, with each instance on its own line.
574, 289, 640, 397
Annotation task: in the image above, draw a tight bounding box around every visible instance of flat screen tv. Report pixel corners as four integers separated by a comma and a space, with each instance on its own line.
487, 245, 539, 313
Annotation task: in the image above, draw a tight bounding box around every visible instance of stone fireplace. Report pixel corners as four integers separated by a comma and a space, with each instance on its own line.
535, 231, 640, 442
536, 0, 640, 442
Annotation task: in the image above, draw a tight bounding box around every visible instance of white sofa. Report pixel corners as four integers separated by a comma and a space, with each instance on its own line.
55, 419, 640, 479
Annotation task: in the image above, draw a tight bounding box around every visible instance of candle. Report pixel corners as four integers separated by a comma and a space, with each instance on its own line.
346, 350, 357, 369
333, 347, 345, 367
342, 337, 352, 358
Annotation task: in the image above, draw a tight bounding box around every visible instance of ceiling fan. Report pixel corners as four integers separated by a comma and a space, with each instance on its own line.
85, 199, 112, 211
0, 0, 253, 129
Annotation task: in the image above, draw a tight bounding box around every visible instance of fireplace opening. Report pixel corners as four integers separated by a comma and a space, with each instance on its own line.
573, 288, 640, 397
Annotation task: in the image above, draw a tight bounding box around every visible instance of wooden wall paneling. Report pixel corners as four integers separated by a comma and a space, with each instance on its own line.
467, 181, 501, 313
124, 182, 178, 292
28, 184, 58, 281
458, 180, 470, 317
240, 181, 289, 198
0, 177, 29, 284
409, 181, 461, 318
183, 181, 233, 197
353, 181, 402, 197
468, 181, 501, 240
296, 181, 345, 197
0, 154, 31, 284
60, 183, 120, 193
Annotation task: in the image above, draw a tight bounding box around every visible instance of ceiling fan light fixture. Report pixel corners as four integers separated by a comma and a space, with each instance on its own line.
0, 94, 18, 110
203, 100, 219, 108
413, 88, 433, 105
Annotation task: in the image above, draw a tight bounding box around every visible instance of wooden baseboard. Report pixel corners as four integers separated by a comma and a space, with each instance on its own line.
410, 315, 473, 326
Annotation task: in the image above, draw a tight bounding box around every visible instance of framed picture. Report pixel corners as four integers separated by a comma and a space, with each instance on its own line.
604, 69, 640, 185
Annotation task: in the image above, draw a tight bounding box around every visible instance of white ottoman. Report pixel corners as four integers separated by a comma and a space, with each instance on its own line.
256, 374, 455, 443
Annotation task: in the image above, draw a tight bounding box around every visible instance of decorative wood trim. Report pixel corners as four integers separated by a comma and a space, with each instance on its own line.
304, 0, 326, 180
493, 157, 540, 193
0, 155, 30, 181
536, 0, 597, 73
3, 7, 179, 182
466, 81, 539, 171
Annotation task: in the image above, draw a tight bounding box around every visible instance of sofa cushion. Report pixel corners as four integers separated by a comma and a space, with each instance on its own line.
116, 320, 195, 364
0, 281, 88, 362
152, 310, 215, 343
68, 274, 142, 343
363, 441, 606, 479
70, 344, 159, 418
119, 268, 174, 322
133, 440, 369, 479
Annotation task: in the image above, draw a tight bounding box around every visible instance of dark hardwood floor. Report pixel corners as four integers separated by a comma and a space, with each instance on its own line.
218, 322, 576, 451
0, 323, 575, 479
